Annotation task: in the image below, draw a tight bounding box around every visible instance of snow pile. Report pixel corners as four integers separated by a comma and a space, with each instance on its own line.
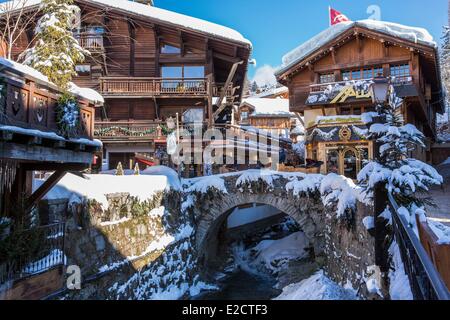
388, 241, 413, 300
236, 170, 280, 190
253, 232, 310, 272
427, 220, 450, 245
285, 174, 323, 196
34, 173, 171, 209
141, 166, 182, 191
241, 98, 292, 117
278, 19, 435, 75
185, 175, 228, 194
0, 57, 103, 104
274, 270, 358, 300
362, 216, 375, 230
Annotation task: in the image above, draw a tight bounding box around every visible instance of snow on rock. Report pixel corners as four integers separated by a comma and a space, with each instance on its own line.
388, 241, 413, 300
185, 175, 228, 194
285, 174, 323, 196
274, 270, 358, 300
362, 216, 375, 230
141, 166, 182, 191
277, 19, 435, 75
254, 231, 310, 271
236, 170, 280, 190
34, 173, 171, 210
0, 57, 103, 104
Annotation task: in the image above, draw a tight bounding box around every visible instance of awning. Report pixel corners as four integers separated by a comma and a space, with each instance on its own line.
136, 158, 156, 167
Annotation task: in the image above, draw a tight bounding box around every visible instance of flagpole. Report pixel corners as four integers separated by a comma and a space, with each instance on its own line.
328, 5, 331, 27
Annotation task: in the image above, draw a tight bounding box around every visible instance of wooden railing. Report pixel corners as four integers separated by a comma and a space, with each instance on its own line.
74, 33, 104, 51
94, 121, 168, 140
100, 77, 208, 97
0, 68, 94, 139
310, 75, 414, 93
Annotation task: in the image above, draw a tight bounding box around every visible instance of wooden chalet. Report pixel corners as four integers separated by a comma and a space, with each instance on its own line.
2, 0, 252, 171
276, 20, 444, 179
238, 98, 294, 139
0, 58, 101, 299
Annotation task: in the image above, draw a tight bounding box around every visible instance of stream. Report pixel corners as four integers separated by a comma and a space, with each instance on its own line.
193, 269, 281, 300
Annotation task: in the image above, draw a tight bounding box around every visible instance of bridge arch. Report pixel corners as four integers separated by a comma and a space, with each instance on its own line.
189, 173, 326, 270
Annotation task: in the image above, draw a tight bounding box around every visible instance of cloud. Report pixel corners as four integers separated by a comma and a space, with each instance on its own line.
251, 64, 278, 87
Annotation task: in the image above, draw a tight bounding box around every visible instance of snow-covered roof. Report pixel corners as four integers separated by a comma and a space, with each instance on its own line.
277, 19, 436, 76
0, 0, 251, 47
241, 98, 293, 117
251, 86, 288, 98
0, 57, 104, 104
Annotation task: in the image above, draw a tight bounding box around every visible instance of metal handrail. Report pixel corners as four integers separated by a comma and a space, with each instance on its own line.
388, 192, 450, 300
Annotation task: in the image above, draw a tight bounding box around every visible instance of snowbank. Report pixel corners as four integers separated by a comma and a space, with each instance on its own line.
34, 173, 172, 209
388, 241, 413, 300
254, 232, 310, 271
427, 219, 450, 245
274, 270, 358, 300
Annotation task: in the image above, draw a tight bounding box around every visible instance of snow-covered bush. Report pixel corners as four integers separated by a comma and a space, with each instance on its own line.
20, 0, 89, 89
358, 85, 442, 209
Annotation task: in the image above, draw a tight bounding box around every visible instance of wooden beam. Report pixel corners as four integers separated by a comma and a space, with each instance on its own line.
21, 163, 88, 171
128, 21, 136, 77
213, 60, 243, 120
26, 170, 67, 212
0, 142, 94, 164
212, 52, 242, 63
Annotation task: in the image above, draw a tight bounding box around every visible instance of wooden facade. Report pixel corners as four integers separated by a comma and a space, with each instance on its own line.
5, 0, 251, 171
276, 23, 443, 178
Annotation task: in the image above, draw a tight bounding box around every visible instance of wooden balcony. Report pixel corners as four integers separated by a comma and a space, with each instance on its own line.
310, 75, 414, 93
74, 33, 104, 52
94, 121, 168, 142
100, 77, 208, 98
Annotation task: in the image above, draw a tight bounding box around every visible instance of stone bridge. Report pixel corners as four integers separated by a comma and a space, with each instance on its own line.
183, 170, 377, 297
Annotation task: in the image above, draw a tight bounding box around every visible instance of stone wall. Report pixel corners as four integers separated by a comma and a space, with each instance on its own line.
323, 202, 380, 299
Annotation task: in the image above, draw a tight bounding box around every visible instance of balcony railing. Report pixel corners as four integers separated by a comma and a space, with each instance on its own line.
94, 121, 168, 140
310, 75, 414, 93
74, 33, 104, 51
100, 77, 208, 97
0, 223, 65, 285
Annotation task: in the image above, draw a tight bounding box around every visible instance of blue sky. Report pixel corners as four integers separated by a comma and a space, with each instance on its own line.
155, 0, 448, 84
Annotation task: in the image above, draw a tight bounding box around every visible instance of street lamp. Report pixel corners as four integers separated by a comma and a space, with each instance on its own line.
370, 76, 390, 104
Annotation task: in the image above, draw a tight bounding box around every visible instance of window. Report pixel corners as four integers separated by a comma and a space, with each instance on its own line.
160, 43, 181, 54
319, 73, 335, 84
390, 64, 410, 77
75, 64, 91, 76
343, 66, 383, 80
241, 111, 249, 121
341, 107, 351, 115
182, 108, 204, 123
161, 65, 204, 78
353, 107, 362, 115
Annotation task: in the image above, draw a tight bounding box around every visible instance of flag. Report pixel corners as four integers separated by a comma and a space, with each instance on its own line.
329, 7, 351, 26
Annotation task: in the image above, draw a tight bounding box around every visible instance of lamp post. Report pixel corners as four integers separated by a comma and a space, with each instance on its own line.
369, 75, 391, 276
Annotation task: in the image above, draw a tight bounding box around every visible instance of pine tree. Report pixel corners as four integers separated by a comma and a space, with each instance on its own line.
20, 0, 89, 89
116, 162, 124, 176
251, 81, 259, 93
358, 85, 443, 209
134, 162, 140, 175
438, 26, 450, 141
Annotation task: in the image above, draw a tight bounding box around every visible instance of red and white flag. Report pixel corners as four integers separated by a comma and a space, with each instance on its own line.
329, 7, 351, 26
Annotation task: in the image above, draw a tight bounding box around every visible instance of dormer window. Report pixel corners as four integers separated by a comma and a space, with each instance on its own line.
160, 43, 181, 54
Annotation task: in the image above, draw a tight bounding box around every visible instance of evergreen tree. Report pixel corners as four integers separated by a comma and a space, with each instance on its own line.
20, 0, 88, 89
251, 81, 259, 93
438, 26, 450, 141
358, 85, 443, 210
116, 162, 124, 176
134, 162, 140, 175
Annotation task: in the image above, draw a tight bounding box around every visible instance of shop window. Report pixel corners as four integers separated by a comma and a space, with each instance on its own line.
343, 149, 357, 180
341, 107, 351, 115
353, 107, 362, 115
326, 150, 339, 174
